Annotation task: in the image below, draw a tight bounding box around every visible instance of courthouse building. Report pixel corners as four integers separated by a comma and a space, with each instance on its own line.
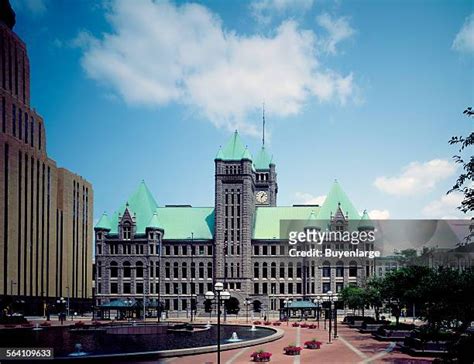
95, 131, 377, 317
0, 1, 93, 314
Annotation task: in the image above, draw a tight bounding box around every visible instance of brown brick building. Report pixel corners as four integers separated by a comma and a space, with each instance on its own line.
0, 1, 93, 315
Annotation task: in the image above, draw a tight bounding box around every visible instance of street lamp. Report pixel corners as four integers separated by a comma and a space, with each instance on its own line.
313, 296, 321, 328
331, 294, 338, 339
244, 298, 252, 324
205, 282, 230, 364
283, 298, 292, 326
125, 299, 133, 320
327, 290, 333, 344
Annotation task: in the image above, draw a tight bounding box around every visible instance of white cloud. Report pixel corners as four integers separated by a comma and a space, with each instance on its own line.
295, 192, 326, 205
250, 0, 314, 24
316, 12, 355, 54
374, 159, 456, 196
76, 0, 356, 135
422, 192, 464, 219
368, 209, 390, 220
11, 0, 47, 16
452, 14, 474, 54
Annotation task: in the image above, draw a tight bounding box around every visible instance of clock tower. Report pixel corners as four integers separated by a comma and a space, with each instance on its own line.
253, 145, 277, 206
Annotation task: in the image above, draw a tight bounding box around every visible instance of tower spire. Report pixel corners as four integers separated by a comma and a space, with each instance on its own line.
262, 102, 265, 146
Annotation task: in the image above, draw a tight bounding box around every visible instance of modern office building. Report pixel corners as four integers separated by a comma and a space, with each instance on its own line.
95, 131, 377, 317
0, 0, 93, 315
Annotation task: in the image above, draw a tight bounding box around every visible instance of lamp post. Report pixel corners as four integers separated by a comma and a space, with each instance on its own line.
56, 297, 66, 323
283, 298, 292, 326
327, 291, 333, 344
205, 282, 230, 364
333, 294, 338, 339
313, 296, 321, 329
125, 299, 133, 320
245, 298, 251, 324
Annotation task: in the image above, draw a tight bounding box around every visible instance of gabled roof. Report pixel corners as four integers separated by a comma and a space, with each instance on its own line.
254, 146, 273, 170
358, 210, 374, 230
317, 180, 360, 221
146, 212, 161, 230
218, 131, 251, 161
109, 181, 159, 234
95, 212, 112, 230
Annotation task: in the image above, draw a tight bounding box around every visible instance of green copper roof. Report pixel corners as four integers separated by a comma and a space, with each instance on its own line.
254, 146, 273, 170
359, 210, 374, 230
147, 212, 161, 230
304, 210, 319, 229
156, 207, 214, 240
95, 212, 112, 230
218, 131, 251, 161
242, 147, 252, 160
317, 180, 360, 221
109, 181, 159, 234
215, 147, 224, 160
253, 206, 320, 239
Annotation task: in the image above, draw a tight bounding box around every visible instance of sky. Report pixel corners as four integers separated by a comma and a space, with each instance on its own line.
10, 0, 474, 223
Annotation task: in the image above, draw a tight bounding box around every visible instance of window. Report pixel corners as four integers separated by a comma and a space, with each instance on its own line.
254, 262, 259, 278
322, 282, 331, 293
262, 262, 268, 277
123, 261, 131, 278
254, 283, 259, 294
165, 283, 170, 294
253, 245, 259, 255
182, 262, 187, 278
296, 262, 302, 278
336, 262, 344, 277
136, 282, 143, 294
336, 282, 344, 293
110, 261, 118, 278
165, 262, 170, 278
174, 246, 179, 255
271, 246, 276, 255
12, 104, 16, 137
207, 262, 212, 278
110, 283, 118, 294
349, 261, 357, 277
323, 261, 331, 277
199, 263, 204, 278
136, 261, 144, 278
123, 282, 131, 294
288, 263, 293, 277
271, 263, 276, 278
279, 283, 285, 294
280, 263, 285, 277
123, 223, 131, 240
173, 262, 179, 278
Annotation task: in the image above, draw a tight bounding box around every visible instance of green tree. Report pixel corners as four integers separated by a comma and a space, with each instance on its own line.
339, 285, 366, 316
448, 107, 473, 242
364, 277, 384, 321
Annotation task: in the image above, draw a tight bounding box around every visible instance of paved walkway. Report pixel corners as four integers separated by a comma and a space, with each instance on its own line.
135, 321, 435, 364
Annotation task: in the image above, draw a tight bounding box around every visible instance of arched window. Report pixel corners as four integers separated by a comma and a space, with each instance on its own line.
262, 262, 268, 277
191, 262, 196, 279
296, 262, 302, 278
271, 262, 276, 278
254, 262, 259, 278
336, 261, 344, 277
288, 262, 293, 278
165, 262, 170, 278
279, 262, 285, 278
349, 261, 357, 277
199, 262, 204, 278
173, 262, 179, 278
207, 262, 213, 278
123, 261, 131, 278
136, 261, 144, 278
323, 261, 331, 277
182, 262, 187, 278
110, 261, 118, 278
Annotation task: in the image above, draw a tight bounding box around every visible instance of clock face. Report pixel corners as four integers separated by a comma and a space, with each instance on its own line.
256, 191, 268, 204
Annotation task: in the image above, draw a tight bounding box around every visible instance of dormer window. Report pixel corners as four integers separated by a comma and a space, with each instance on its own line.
123, 223, 131, 240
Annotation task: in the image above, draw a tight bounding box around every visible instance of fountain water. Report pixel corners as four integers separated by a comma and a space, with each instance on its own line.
32, 323, 42, 331
249, 325, 257, 331
68, 343, 88, 357
227, 332, 242, 342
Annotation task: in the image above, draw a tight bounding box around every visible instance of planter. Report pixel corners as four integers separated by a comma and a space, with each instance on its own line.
264, 321, 272, 326
305, 340, 322, 349
292, 323, 300, 327
253, 321, 262, 325
273, 322, 281, 326
251, 351, 272, 362
300, 323, 308, 328
284, 346, 302, 356
308, 324, 317, 329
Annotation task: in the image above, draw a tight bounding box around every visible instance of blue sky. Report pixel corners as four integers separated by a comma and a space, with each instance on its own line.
11, 0, 474, 222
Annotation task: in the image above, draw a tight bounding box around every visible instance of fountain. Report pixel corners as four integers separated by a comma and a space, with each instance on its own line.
249, 325, 258, 331
227, 332, 242, 342
32, 323, 42, 331
68, 343, 88, 357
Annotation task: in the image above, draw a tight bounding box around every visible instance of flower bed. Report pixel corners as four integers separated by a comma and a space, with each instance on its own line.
273, 322, 281, 326
264, 321, 272, 326
284, 345, 302, 356
305, 340, 322, 349
308, 324, 317, 329
300, 323, 308, 328
253, 321, 262, 325
251, 350, 272, 362
292, 322, 300, 327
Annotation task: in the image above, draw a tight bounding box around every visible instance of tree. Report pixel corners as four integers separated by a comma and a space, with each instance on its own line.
364, 277, 384, 321
448, 107, 473, 243
340, 286, 366, 315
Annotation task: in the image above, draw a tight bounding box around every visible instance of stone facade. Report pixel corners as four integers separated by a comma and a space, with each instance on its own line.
0, 6, 93, 314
